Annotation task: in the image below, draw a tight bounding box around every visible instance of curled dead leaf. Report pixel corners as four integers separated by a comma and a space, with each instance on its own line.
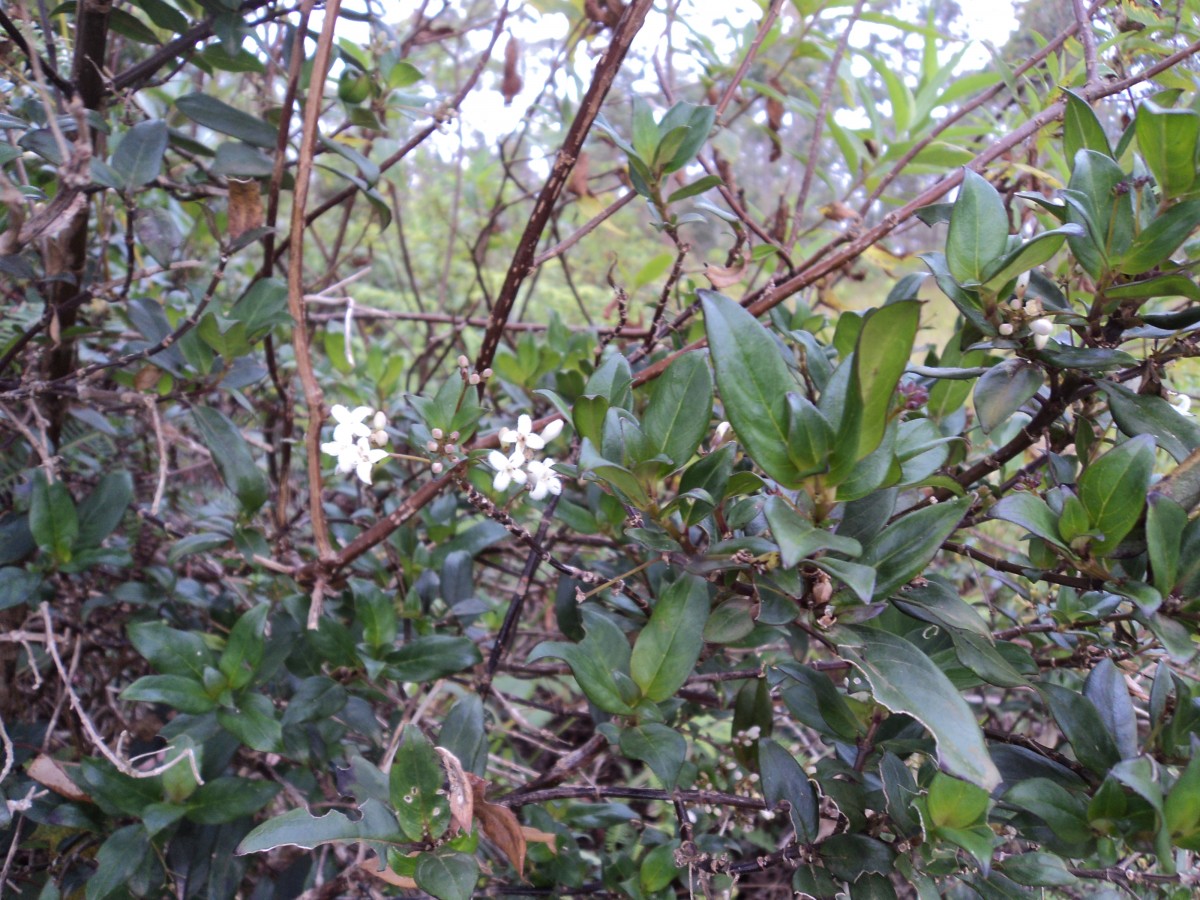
502, 36, 523, 106
703, 249, 750, 290
360, 852, 418, 889
435, 746, 474, 835
468, 772, 527, 877
227, 178, 264, 241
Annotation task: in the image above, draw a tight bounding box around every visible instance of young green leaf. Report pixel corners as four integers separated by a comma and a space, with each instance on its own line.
630, 574, 709, 702
946, 169, 1009, 285
1078, 434, 1155, 555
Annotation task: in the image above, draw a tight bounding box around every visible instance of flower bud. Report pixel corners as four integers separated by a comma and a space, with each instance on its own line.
431, 461, 443, 474
998, 323, 1014, 336
426, 440, 439, 452
431, 428, 443, 439
1029, 317, 1054, 336
457, 355, 470, 368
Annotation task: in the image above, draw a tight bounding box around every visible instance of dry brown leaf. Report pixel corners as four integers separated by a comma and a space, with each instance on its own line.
521, 826, 558, 852
820, 201, 860, 223
703, 250, 750, 290
227, 178, 264, 241
359, 852, 418, 889
469, 773, 527, 877
568, 151, 593, 197
435, 746, 474, 835
133, 366, 160, 392
28, 754, 91, 803
501, 36, 523, 106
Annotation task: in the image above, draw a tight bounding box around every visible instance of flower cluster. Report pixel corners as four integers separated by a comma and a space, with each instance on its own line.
486, 414, 564, 501
997, 293, 1056, 350
321, 404, 390, 485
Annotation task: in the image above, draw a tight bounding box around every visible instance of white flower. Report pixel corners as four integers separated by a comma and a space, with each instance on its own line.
329, 404, 374, 443
1172, 392, 1194, 417
526, 458, 562, 500
322, 435, 389, 485
486, 449, 527, 491
1029, 317, 1055, 350
499, 415, 563, 454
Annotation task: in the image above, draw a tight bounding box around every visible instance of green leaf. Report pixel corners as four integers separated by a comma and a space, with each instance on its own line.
585, 353, 633, 410
980, 226, 1080, 290
1165, 754, 1200, 848
1118, 200, 1200, 275
667, 174, 722, 203
619, 723, 686, 788
109, 119, 168, 189
660, 102, 715, 173
974, 359, 1044, 434
1108, 274, 1200, 306
128, 621, 214, 678
1147, 495, 1186, 595
217, 692, 282, 752
642, 351, 712, 468
28, 471, 78, 563
809, 557, 877, 605
1084, 659, 1138, 760
0, 567, 40, 611
630, 574, 709, 702
1002, 851, 1080, 887
86, 825, 151, 900
176, 93, 278, 148
1078, 434, 1155, 555
1097, 382, 1200, 463
415, 850, 479, 900
219, 604, 267, 690
1063, 90, 1112, 163
387, 636, 481, 682
191, 406, 269, 514
764, 496, 861, 569
759, 739, 818, 843
529, 609, 635, 715
121, 674, 216, 714
841, 300, 921, 466
1065, 151, 1134, 278
892, 577, 991, 637
187, 776, 280, 825
1004, 778, 1091, 844
236, 800, 404, 854
859, 495, 970, 598
927, 772, 989, 829
1040, 683, 1121, 774
1135, 101, 1199, 199
280, 675, 347, 727
988, 491, 1068, 551
838, 626, 1001, 790
75, 470, 133, 549
946, 169, 1009, 285
701, 289, 805, 486
786, 392, 836, 479
391, 725, 450, 841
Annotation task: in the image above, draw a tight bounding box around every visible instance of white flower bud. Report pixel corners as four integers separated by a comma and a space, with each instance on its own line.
431, 428, 443, 439
431, 461, 443, 474
469, 373, 481, 384
372, 410, 387, 430
426, 440, 439, 452
457, 355, 470, 368
998, 323, 1014, 336
1029, 318, 1054, 336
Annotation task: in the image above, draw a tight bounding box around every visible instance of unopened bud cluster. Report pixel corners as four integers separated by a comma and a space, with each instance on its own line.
997, 285, 1056, 350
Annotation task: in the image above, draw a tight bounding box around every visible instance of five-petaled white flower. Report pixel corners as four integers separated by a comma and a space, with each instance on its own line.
499, 414, 563, 454
487, 450, 528, 491
322, 435, 389, 485
330, 404, 374, 443
526, 458, 562, 500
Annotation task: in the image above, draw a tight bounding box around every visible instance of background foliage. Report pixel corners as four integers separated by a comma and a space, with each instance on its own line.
3, 0, 1200, 896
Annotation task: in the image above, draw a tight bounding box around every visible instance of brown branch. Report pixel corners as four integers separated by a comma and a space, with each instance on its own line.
286, 0, 343, 610
473, 0, 655, 375
503, 784, 766, 811
1073, 0, 1099, 86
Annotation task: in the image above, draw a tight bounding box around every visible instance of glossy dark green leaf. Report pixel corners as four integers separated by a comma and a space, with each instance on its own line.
391, 725, 450, 840
415, 849, 479, 900
919, 251, 989, 332
584, 353, 633, 410
176, 93, 277, 148
191, 406, 268, 514
879, 751, 921, 836
217, 692, 282, 752
842, 300, 921, 466
128, 621, 214, 678
619, 723, 686, 788
1147, 495, 1186, 595
28, 471, 78, 563
529, 609, 635, 715
859, 495, 970, 598
988, 491, 1069, 550
819, 834, 894, 882
1063, 90, 1112, 163
439, 695, 487, 776
387, 636, 481, 682
1041, 683, 1121, 774
667, 174, 722, 203
1135, 101, 1199, 199
86, 825, 151, 900
974, 359, 1043, 434
810, 556, 877, 605
838, 626, 1001, 790
1084, 659, 1138, 760
759, 739, 818, 843
281, 675, 347, 727
659, 102, 715, 173
0, 567, 40, 611
763, 496, 861, 569
1001, 851, 1080, 887
893, 578, 991, 636
630, 574, 709, 702
1119, 200, 1200, 275
219, 604, 267, 690
1097, 382, 1200, 463
121, 674, 216, 714
1165, 754, 1200, 849
701, 289, 805, 486
642, 351, 712, 468
785, 392, 835, 478
1078, 434, 1155, 555
187, 777, 280, 825
980, 226, 1080, 290
1065, 151, 1134, 278
946, 169, 1008, 284
109, 119, 168, 188
75, 470, 133, 549
779, 663, 863, 740
1003, 778, 1091, 844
